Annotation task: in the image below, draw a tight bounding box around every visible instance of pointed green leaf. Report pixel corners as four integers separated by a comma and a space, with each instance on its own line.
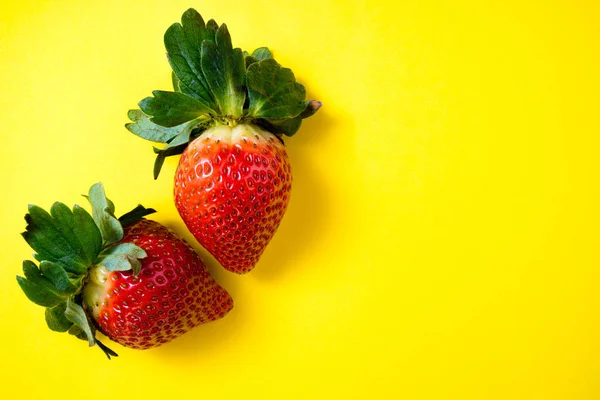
246, 58, 307, 120
87, 183, 123, 246
245, 55, 258, 69
72, 204, 103, 263
17, 260, 71, 307
164, 9, 217, 110
98, 243, 147, 275
45, 302, 73, 332
251, 47, 273, 60
256, 100, 322, 137
152, 143, 189, 179
139, 90, 214, 127
39, 260, 78, 294
200, 24, 246, 118
118, 205, 157, 228
17, 274, 64, 307
22, 204, 92, 275
257, 117, 303, 137
64, 298, 95, 346
125, 109, 181, 144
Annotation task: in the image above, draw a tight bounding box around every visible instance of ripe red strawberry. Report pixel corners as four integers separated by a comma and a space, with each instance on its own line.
17, 183, 232, 358
174, 125, 292, 273
126, 9, 321, 273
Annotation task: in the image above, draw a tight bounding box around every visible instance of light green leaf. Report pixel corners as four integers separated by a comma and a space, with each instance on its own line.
45, 302, 73, 332
87, 183, 123, 246
64, 298, 95, 346
251, 47, 273, 60
98, 243, 147, 275
126, 109, 181, 143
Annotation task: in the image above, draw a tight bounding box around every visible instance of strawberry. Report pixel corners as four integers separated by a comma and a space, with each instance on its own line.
17, 183, 232, 358
126, 9, 321, 273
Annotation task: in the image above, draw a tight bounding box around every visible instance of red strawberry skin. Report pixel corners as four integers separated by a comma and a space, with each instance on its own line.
174, 124, 292, 274
83, 219, 233, 350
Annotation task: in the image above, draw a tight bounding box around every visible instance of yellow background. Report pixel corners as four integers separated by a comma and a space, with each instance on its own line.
1, 0, 599, 398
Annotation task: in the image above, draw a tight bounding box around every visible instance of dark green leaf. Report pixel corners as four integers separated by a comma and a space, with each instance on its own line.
164, 9, 217, 110
45, 302, 73, 332
172, 71, 183, 92
72, 204, 103, 263
22, 204, 94, 275
139, 90, 214, 127
152, 143, 189, 179
64, 298, 95, 346
17, 260, 73, 307
87, 183, 123, 246
17, 274, 64, 307
98, 243, 147, 275
200, 24, 246, 118
251, 47, 273, 60
245, 55, 258, 69
118, 205, 157, 227
258, 100, 322, 136
39, 260, 78, 294
125, 109, 181, 143
205, 19, 219, 40
246, 58, 307, 119
96, 339, 119, 360
257, 117, 303, 137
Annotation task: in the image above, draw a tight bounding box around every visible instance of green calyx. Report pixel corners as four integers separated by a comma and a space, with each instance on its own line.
125, 8, 322, 179
16, 183, 156, 359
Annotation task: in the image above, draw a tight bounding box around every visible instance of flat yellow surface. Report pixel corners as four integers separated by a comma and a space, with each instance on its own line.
1, 0, 599, 398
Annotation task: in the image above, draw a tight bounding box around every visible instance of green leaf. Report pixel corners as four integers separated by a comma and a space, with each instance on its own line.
39, 260, 78, 294
87, 183, 123, 246
45, 302, 73, 332
200, 24, 246, 118
152, 143, 188, 180
257, 117, 303, 137
72, 205, 103, 264
98, 243, 147, 275
64, 298, 95, 346
125, 109, 181, 143
244, 55, 258, 69
149, 114, 208, 179
118, 204, 157, 227
22, 204, 100, 275
246, 58, 307, 119
172, 71, 183, 92
257, 100, 322, 137
251, 47, 273, 60
139, 90, 214, 127
164, 9, 217, 110
17, 261, 70, 307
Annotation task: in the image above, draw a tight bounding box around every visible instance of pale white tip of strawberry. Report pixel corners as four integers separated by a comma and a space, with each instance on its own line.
200, 123, 277, 144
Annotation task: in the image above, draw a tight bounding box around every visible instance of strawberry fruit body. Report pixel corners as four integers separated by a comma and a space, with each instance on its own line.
17, 183, 232, 358
126, 8, 321, 273
83, 219, 233, 349
174, 124, 292, 273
